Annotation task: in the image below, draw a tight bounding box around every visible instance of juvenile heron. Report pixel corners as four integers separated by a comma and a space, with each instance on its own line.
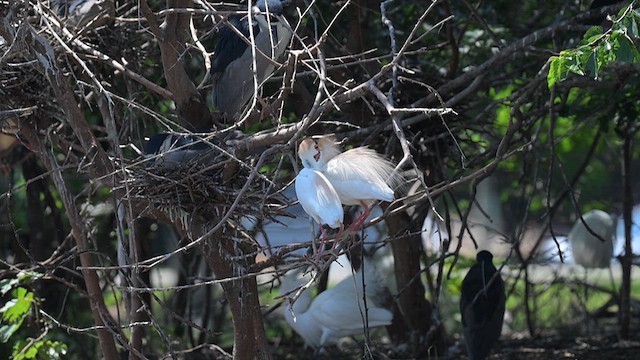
145, 131, 215, 169
460, 250, 506, 360
567, 209, 616, 269
211, 0, 292, 121
51, 0, 115, 28
280, 260, 393, 350
297, 136, 398, 231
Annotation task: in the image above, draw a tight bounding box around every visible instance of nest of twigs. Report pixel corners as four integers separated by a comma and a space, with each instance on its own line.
122, 141, 290, 234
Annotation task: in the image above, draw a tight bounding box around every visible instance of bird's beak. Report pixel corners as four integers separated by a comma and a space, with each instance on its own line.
313, 152, 320, 162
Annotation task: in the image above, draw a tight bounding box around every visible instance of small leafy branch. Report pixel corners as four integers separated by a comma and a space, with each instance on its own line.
548, 2, 640, 89
0, 272, 66, 360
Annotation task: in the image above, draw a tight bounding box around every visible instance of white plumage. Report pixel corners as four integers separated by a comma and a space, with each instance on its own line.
280, 261, 393, 349
294, 167, 344, 230
567, 209, 616, 268
298, 136, 397, 230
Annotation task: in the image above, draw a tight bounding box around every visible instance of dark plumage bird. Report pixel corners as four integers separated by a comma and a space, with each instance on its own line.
211, 0, 292, 121
51, 0, 115, 28
145, 131, 215, 169
460, 250, 506, 360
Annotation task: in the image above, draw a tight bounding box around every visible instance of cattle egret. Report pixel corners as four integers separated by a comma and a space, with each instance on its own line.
294, 167, 344, 255
298, 136, 397, 231
280, 261, 393, 349
211, 0, 292, 121
567, 209, 616, 268
460, 250, 506, 360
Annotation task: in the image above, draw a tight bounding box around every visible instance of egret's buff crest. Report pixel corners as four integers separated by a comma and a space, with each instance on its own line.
302, 136, 400, 192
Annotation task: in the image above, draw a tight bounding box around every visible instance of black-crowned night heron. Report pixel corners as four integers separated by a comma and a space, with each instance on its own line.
567, 209, 616, 269
297, 136, 397, 232
145, 131, 215, 169
210, 0, 292, 121
51, 0, 115, 28
280, 260, 393, 349
460, 250, 506, 360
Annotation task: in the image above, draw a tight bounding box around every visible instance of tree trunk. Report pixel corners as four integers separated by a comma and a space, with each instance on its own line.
28, 131, 120, 360
619, 130, 633, 339
202, 237, 271, 360
386, 207, 433, 355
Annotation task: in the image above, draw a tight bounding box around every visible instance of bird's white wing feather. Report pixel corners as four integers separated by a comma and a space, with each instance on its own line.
295, 168, 344, 228
326, 147, 397, 187
323, 147, 399, 203
310, 260, 393, 334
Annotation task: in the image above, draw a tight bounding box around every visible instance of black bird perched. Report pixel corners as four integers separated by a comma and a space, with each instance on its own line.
51, 0, 115, 28
145, 131, 215, 169
210, 0, 292, 122
460, 250, 506, 360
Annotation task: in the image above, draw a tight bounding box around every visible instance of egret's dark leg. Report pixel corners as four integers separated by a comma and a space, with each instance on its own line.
349, 201, 372, 231
328, 224, 345, 254
315, 226, 330, 261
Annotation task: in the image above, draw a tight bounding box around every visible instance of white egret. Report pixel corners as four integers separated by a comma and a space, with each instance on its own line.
567, 209, 616, 268
460, 250, 506, 360
298, 136, 397, 231
280, 261, 393, 349
294, 167, 344, 254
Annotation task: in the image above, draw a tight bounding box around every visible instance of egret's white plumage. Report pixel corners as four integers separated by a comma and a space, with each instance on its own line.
298, 136, 397, 230
568, 209, 616, 268
280, 261, 393, 349
299, 137, 396, 205
294, 168, 344, 229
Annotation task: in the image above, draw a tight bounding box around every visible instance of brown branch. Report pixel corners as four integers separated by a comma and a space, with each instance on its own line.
24, 128, 120, 360
140, 0, 211, 129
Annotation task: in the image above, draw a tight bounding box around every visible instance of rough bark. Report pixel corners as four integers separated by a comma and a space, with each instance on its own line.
386, 207, 432, 354
619, 130, 633, 339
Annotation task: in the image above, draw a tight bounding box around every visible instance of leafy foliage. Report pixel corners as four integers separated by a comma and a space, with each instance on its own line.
548, 4, 640, 89
0, 273, 67, 360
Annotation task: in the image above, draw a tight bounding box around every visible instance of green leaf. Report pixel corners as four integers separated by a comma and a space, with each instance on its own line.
16, 271, 42, 284
1, 288, 33, 323
0, 279, 19, 296
582, 26, 604, 45
548, 56, 566, 89
12, 339, 67, 360
0, 322, 21, 343
616, 36, 638, 63
627, 17, 638, 37
585, 50, 599, 78
13, 339, 40, 360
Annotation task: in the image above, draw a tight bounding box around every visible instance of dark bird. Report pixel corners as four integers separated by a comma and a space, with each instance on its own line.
211, 0, 292, 121
144, 131, 215, 169
51, 0, 115, 28
460, 250, 506, 360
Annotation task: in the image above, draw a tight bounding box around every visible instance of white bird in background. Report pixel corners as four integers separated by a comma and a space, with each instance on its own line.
294, 167, 344, 253
280, 260, 393, 349
298, 136, 398, 231
568, 209, 616, 268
